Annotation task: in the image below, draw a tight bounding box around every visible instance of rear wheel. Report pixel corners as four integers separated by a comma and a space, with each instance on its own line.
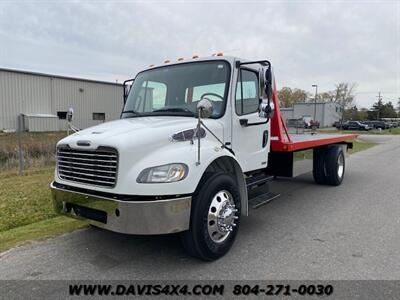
181, 173, 241, 261
324, 145, 345, 186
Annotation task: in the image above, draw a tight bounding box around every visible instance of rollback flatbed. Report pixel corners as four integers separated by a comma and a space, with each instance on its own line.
51, 55, 357, 260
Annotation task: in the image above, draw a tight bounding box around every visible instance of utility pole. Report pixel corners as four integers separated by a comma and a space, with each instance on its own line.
376, 92, 382, 120
17, 114, 24, 175
312, 84, 318, 121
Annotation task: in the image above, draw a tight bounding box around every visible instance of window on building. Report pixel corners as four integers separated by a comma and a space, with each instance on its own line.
57, 111, 68, 120
235, 69, 259, 115
93, 113, 106, 121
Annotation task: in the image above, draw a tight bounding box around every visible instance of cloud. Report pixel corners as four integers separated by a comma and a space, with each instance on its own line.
0, 0, 398, 107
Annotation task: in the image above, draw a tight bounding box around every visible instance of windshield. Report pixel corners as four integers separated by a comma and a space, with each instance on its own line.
121, 60, 231, 119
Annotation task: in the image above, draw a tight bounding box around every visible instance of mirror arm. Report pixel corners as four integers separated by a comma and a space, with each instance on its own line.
123, 78, 135, 104
196, 112, 227, 166
196, 108, 201, 165
236, 60, 270, 68
200, 120, 226, 147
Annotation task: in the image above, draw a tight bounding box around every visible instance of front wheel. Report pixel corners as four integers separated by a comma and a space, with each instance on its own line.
181, 173, 241, 261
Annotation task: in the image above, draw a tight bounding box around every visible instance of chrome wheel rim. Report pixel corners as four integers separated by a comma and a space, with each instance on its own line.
337, 153, 344, 178
207, 190, 238, 243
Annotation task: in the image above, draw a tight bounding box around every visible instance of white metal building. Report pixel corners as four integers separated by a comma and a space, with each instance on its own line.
281, 102, 343, 127
0, 68, 124, 132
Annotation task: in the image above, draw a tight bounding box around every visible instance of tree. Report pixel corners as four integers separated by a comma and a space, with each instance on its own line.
381, 102, 397, 118
277, 87, 309, 107
358, 108, 369, 120
368, 99, 384, 120
343, 105, 368, 120
319, 92, 334, 102
343, 105, 358, 120
397, 99, 400, 117
277, 82, 356, 114
331, 82, 357, 109
367, 100, 397, 120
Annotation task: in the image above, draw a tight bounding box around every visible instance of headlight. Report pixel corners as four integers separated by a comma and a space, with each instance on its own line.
137, 163, 188, 183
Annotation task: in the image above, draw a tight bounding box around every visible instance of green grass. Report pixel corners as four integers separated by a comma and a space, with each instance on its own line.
0, 217, 87, 253
293, 139, 377, 161
348, 139, 377, 154
318, 127, 400, 135
0, 168, 87, 253
0, 168, 57, 231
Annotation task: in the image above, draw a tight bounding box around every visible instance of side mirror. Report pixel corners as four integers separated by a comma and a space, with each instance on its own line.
264, 67, 273, 101
258, 68, 265, 99
259, 101, 275, 119
197, 98, 213, 118
123, 79, 134, 104
67, 107, 74, 122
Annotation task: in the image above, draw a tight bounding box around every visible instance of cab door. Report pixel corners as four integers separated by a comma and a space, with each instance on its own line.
230, 68, 271, 172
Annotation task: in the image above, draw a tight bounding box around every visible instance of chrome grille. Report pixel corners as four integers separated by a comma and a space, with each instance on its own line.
57, 146, 118, 188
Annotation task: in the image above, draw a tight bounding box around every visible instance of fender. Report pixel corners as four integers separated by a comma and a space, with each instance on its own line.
116, 138, 246, 198
201, 155, 249, 216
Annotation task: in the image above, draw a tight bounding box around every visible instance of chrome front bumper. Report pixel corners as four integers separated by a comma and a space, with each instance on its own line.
50, 182, 191, 235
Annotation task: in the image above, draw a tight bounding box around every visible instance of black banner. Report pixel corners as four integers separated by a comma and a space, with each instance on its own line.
1, 280, 399, 299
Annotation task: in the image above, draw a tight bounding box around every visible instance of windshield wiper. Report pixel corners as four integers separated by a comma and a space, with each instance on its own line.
122, 110, 138, 115
152, 107, 195, 116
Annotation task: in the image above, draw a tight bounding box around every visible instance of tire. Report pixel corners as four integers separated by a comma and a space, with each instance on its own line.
324, 145, 345, 186
313, 147, 327, 184
181, 173, 241, 261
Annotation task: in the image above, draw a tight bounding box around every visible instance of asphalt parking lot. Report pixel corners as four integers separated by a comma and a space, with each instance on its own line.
1, 135, 399, 281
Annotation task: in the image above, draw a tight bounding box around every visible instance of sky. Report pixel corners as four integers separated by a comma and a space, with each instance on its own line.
0, 0, 399, 108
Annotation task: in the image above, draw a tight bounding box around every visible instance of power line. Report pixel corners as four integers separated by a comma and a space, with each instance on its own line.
355, 91, 398, 94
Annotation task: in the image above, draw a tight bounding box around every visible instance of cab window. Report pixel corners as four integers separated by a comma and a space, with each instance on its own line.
134, 80, 167, 111
235, 69, 259, 115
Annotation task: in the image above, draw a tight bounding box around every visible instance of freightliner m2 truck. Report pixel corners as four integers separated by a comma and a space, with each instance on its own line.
51, 55, 357, 260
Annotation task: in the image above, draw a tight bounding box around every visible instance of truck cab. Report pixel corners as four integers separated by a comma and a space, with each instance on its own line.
51, 55, 354, 260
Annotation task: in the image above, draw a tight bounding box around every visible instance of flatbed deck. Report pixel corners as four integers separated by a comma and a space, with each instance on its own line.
276, 133, 358, 152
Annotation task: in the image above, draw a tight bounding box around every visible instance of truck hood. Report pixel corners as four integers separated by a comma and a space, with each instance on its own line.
58, 116, 224, 150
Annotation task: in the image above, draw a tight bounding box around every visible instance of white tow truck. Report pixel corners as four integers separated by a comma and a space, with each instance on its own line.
51, 55, 357, 260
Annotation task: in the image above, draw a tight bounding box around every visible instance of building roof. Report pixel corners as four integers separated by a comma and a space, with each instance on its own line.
0, 67, 123, 86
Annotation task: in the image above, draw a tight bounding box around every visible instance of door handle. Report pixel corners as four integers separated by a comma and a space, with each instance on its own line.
239, 119, 269, 127
262, 130, 269, 147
